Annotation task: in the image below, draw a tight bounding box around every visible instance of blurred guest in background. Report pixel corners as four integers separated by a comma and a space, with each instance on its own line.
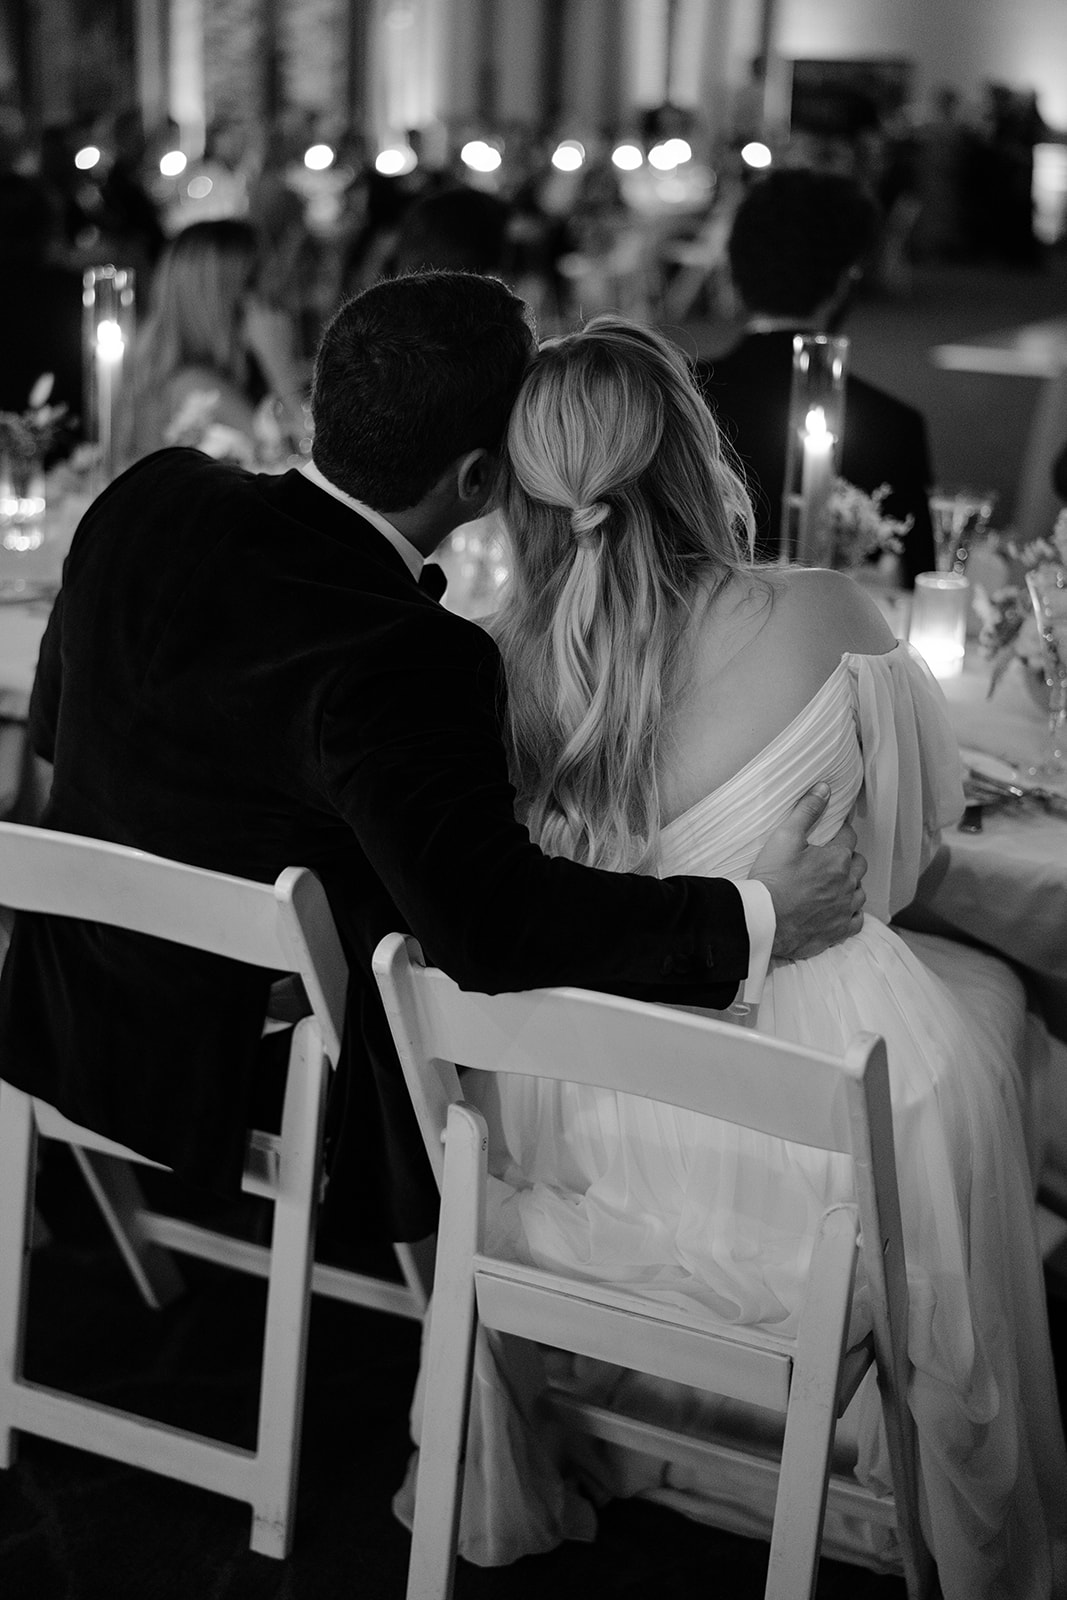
697, 167, 937, 584
38, 123, 95, 259
390, 186, 512, 277
335, 168, 413, 300
976, 83, 1047, 268
0, 173, 84, 448
93, 107, 166, 283
1053, 438, 1067, 502
911, 87, 974, 263
117, 219, 305, 468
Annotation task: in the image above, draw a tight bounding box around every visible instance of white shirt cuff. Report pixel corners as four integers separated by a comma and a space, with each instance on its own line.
735, 879, 775, 1007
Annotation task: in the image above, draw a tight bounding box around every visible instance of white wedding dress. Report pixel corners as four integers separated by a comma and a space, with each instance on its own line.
397, 643, 1067, 1599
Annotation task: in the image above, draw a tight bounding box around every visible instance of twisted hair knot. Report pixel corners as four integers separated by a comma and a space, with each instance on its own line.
569, 501, 610, 541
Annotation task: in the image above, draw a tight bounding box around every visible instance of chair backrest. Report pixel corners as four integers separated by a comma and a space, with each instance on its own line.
372, 932, 916, 1533
373, 932, 888, 1182
0, 822, 347, 1064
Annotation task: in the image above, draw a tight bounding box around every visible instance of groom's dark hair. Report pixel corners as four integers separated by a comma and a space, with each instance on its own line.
311, 270, 534, 511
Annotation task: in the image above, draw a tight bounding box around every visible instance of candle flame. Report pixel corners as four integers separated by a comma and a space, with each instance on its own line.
803, 406, 832, 442
96, 319, 125, 356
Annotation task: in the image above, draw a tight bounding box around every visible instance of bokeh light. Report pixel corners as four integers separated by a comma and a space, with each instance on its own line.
159, 150, 187, 177
460, 140, 502, 174
304, 143, 335, 171
74, 146, 100, 170
741, 141, 773, 170
186, 175, 214, 199
611, 143, 644, 171
375, 145, 417, 176
551, 140, 585, 173
648, 138, 692, 171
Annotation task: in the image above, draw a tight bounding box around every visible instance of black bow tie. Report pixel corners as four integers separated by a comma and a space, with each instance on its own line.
417, 562, 447, 601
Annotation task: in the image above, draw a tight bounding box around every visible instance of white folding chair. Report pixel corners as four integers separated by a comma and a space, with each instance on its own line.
373, 932, 937, 1600
0, 822, 429, 1558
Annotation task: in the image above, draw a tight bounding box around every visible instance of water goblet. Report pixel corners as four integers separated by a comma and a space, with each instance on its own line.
1025, 563, 1067, 782
929, 485, 997, 576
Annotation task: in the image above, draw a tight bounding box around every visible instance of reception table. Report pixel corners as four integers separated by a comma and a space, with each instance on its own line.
906, 649, 1067, 1043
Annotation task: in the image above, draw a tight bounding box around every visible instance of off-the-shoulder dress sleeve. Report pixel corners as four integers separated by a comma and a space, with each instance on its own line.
847, 641, 964, 921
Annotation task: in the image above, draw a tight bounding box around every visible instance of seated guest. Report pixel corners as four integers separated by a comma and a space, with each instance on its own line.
398, 316, 1067, 1597
0, 174, 84, 447
0, 272, 862, 1255
1053, 436, 1067, 501
696, 168, 937, 585
390, 186, 512, 277
116, 219, 305, 467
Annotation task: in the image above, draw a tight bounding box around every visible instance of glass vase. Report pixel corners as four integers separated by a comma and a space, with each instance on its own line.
780, 335, 848, 567
1025, 563, 1067, 780
0, 451, 46, 551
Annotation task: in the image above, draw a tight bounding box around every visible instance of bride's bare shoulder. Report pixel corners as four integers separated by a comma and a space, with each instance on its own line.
772, 566, 897, 656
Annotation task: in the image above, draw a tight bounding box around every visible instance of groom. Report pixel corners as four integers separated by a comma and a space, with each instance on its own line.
0, 271, 865, 1247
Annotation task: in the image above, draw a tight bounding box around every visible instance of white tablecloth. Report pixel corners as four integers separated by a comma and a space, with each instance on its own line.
901, 648, 1067, 1037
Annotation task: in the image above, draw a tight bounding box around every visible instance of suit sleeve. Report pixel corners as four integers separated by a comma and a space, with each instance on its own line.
27, 589, 64, 764
318, 611, 750, 1004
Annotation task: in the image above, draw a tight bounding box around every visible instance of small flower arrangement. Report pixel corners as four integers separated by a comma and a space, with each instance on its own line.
163, 389, 299, 471
163, 389, 257, 468
0, 374, 72, 466
973, 510, 1067, 697
824, 479, 912, 570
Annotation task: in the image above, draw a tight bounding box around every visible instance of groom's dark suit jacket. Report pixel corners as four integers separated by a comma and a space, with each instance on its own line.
0, 449, 750, 1241
696, 330, 937, 585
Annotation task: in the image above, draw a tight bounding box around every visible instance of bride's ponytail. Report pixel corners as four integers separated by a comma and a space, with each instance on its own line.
493, 317, 754, 872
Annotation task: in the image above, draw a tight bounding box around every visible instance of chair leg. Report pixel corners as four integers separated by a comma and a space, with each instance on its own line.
0, 1084, 38, 1468
395, 1234, 435, 1315
70, 1149, 186, 1310
765, 1205, 859, 1600
406, 1105, 485, 1600
248, 1019, 329, 1558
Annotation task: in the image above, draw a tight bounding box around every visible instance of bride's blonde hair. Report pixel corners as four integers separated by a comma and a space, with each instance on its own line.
493, 315, 756, 873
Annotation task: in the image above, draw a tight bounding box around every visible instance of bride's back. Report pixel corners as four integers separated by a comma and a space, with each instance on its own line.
493, 313, 894, 868
659, 565, 895, 826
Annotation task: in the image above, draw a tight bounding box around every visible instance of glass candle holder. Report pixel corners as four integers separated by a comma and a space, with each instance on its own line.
82, 265, 136, 483
907, 572, 969, 679
780, 334, 848, 566
928, 484, 998, 575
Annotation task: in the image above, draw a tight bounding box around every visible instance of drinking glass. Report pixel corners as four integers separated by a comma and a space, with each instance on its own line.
929, 485, 997, 575
1025, 563, 1067, 781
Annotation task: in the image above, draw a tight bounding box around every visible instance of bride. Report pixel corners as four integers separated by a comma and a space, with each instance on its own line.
400, 316, 1067, 1597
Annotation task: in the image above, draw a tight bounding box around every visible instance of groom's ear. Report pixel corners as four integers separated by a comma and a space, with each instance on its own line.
455, 448, 495, 511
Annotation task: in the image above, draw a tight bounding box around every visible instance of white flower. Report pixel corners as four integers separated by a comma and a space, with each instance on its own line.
198, 423, 256, 466
163, 390, 224, 448
28, 373, 55, 409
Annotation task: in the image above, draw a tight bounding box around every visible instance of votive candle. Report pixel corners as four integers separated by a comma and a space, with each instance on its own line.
908, 572, 969, 679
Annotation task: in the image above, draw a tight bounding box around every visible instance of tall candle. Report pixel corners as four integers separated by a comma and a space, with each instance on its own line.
83, 266, 135, 488
781, 335, 848, 565
95, 318, 125, 478
796, 406, 835, 564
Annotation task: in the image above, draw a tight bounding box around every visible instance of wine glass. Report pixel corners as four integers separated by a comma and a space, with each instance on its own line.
1025, 563, 1067, 782
929, 485, 998, 575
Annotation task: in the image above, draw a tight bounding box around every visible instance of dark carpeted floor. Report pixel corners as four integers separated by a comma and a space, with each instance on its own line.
4, 252, 1067, 1598
4, 1127, 1067, 1598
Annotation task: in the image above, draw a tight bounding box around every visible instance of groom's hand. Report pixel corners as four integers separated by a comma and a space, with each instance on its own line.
749, 783, 866, 961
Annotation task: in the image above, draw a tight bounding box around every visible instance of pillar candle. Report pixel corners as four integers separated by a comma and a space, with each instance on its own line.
796, 406, 835, 565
